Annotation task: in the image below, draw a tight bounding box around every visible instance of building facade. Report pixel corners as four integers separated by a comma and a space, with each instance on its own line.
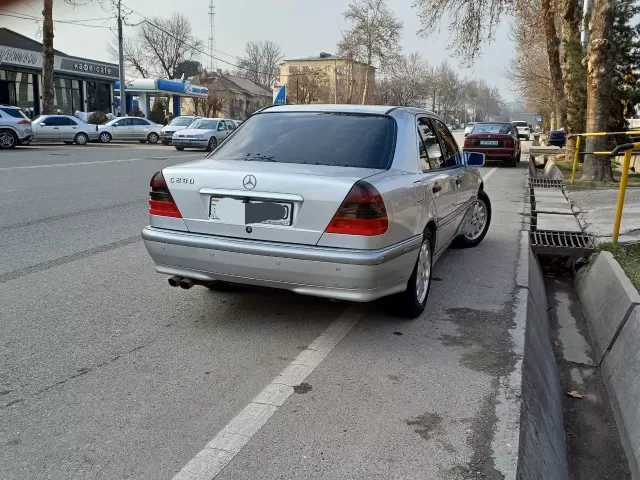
278, 52, 374, 104
0, 28, 118, 117
183, 71, 271, 120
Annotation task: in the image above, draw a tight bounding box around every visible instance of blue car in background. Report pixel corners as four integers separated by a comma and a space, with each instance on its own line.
546, 130, 566, 148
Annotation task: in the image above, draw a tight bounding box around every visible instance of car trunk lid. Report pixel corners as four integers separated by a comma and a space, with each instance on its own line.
164, 159, 385, 245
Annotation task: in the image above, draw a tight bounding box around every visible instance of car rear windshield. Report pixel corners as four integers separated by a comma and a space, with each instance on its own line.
512, 121, 528, 127
169, 117, 194, 127
208, 112, 396, 169
0, 107, 29, 119
472, 123, 513, 134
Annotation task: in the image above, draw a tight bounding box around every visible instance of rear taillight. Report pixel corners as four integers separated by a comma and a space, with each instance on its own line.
504, 139, 515, 148
18, 119, 30, 125
149, 171, 182, 218
464, 137, 475, 147
325, 181, 388, 236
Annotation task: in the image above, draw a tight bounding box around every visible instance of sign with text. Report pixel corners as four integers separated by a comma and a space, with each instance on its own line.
0, 46, 42, 69
59, 58, 119, 79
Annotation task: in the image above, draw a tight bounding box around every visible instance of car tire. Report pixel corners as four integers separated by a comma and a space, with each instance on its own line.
147, 132, 159, 144
0, 130, 18, 149
391, 230, 433, 319
453, 190, 492, 249
162, 141, 170, 146
74, 132, 89, 145
207, 136, 218, 152
139, 140, 147, 143
175, 146, 184, 151
64, 141, 74, 145
99, 132, 112, 143
506, 157, 517, 168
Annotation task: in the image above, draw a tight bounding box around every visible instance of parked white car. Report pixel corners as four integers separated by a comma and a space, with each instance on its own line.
142, 105, 491, 318
30, 115, 99, 145
172, 118, 238, 151
160, 116, 200, 145
98, 117, 161, 143
0, 105, 34, 149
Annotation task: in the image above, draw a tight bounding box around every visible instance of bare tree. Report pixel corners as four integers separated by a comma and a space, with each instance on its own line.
583, 0, 616, 181
339, 0, 403, 104
236, 40, 283, 87
413, 0, 514, 63
288, 68, 332, 104
192, 91, 226, 118
108, 13, 203, 79
374, 53, 429, 106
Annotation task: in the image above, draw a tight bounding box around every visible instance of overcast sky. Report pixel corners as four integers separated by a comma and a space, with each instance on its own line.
2, 0, 516, 99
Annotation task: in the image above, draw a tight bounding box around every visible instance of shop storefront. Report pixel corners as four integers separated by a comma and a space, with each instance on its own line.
0, 28, 119, 116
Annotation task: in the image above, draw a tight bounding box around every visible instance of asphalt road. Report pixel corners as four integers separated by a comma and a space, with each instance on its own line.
0, 138, 529, 479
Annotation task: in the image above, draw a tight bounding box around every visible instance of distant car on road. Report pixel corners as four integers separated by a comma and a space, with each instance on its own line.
464, 122, 477, 137
160, 115, 200, 145
512, 120, 531, 141
30, 115, 98, 145
141, 105, 491, 319
98, 117, 161, 144
546, 130, 566, 148
0, 105, 33, 149
464, 121, 521, 168
172, 118, 237, 152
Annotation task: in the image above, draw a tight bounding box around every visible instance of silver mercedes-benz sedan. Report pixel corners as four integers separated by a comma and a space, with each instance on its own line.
141, 105, 490, 318
172, 118, 237, 152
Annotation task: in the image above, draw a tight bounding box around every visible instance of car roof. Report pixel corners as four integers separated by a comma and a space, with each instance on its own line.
476, 121, 512, 125
266, 104, 439, 117
0, 104, 20, 109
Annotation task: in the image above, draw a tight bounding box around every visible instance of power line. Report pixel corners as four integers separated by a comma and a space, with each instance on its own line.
0, 11, 115, 28
120, 2, 288, 78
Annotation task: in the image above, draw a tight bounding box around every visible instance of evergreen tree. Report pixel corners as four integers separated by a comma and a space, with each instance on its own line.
611, 0, 640, 130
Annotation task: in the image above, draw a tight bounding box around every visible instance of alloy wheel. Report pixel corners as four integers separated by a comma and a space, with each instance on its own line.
415, 238, 432, 303
0, 131, 16, 148
464, 199, 488, 241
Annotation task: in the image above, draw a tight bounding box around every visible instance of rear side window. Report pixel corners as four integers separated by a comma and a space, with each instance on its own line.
210, 112, 396, 169
0, 107, 28, 119
432, 119, 461, 167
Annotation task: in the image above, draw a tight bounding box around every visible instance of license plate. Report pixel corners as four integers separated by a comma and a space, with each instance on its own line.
210, 197, 293, 226
480, 140, 499, 146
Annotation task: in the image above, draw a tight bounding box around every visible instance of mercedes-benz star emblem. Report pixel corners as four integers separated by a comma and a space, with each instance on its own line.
243, 175, 257, 190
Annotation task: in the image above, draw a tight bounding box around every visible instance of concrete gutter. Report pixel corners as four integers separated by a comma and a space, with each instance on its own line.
513, 230, 569, 480
576, 252, 640, 478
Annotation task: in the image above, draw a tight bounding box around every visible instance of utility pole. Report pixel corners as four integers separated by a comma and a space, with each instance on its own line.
334, 59, 338, 104
117, 0, 126, 115
41, 0, 54, 114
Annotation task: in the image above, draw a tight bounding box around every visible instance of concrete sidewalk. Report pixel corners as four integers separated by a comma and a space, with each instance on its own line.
569, 189, 640, 243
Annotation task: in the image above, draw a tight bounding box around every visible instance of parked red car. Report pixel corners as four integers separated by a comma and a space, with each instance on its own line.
463, 122, 522, 168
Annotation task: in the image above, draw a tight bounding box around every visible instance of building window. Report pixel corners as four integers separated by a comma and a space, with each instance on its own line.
0, 70, 35, 112
87, 81, 111, 113
289, 66, 300, 74
53, 77, 82, 114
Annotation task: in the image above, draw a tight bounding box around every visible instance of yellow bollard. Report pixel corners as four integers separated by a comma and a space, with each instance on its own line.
612, 148, 633, 243
571, 135, 581, 185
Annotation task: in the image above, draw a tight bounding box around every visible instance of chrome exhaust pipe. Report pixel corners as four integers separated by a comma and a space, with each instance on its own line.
168, 276, 183, 287
179, 278, 195, 290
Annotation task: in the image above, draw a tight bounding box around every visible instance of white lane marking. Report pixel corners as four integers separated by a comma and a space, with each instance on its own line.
172, 307, 363, 480
482, 167, 498, 181
0, 154, 203, 171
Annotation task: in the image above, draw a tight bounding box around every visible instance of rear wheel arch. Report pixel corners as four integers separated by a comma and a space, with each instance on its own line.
425, 220, 437, 246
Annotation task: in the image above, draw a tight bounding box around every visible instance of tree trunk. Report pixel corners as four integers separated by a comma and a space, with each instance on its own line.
541, 0, 567, 129
562, 0, 587, 159
582, 0, 615, 182
361, 66, 370, 105
42, 0, 54, 115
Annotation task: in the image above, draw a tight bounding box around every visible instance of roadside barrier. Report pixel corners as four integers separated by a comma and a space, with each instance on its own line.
567, 132, 638, 243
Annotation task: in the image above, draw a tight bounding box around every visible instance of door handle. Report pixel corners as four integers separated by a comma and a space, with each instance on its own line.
432, 184, 442, 193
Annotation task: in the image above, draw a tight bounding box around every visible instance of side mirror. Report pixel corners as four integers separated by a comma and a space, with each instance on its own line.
464, 151, 485, 167
40, 123, 46, 127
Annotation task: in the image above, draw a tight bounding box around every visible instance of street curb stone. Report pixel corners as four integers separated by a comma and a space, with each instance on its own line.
575, 251, 640, 364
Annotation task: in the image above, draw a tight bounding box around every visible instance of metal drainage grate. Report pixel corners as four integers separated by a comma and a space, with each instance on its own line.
529, 177, 565, 188
530, 230, 596, 257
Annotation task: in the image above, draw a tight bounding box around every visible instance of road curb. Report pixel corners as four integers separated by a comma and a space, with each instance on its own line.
514, 230, 569, 480
575, 251, 640, 364
575, 251, 640, 478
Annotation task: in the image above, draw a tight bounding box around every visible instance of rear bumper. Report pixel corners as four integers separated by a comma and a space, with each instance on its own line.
464, 147, 517, 160
141, 227, 421, 302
